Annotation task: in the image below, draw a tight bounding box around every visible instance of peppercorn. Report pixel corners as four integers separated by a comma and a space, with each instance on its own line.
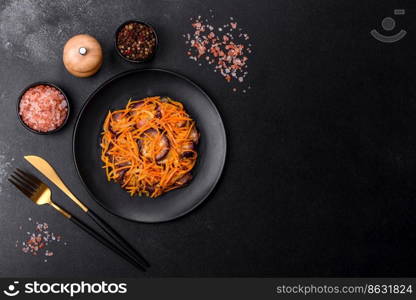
117, 22, 157, 61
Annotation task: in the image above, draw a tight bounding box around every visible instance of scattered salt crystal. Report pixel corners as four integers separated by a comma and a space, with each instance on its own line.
183, 12, 252, 92
17, 220, 64, 261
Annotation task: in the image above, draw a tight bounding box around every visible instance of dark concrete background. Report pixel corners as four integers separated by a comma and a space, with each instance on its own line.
1, 0, 416, 277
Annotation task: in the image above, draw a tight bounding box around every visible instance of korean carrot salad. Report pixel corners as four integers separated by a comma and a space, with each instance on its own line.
100, 96, 199, 198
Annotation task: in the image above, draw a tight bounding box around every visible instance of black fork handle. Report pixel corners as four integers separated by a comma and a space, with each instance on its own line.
86, 209, 150, 267
69, 215, 146, 271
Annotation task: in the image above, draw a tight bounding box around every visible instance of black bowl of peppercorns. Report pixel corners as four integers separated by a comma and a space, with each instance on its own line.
115, 20, 158, 63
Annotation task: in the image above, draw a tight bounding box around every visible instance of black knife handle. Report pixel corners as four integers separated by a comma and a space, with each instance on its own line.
69, 215, 146, 271
86, 209, 150, 267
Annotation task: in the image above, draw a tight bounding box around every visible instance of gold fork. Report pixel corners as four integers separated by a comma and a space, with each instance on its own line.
24, 155, 149, 268
9, 169, 70, 218
8, 168, 145, 271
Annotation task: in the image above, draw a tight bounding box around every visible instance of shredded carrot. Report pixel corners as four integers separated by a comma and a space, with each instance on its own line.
100, 96, 199, 198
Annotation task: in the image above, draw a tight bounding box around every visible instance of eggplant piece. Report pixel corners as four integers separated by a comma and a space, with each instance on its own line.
139, 128, 170, 161
181, 141, 195, 158
115, 169, 127, 183
114, 161, 131, 184
131, 101, 144, 109
175, 173, 193, 186
116, 161, 131, 168
155, 105, 162, 118
129, 101, 144, 116
176, 120, 186, 127
145, 185, 155, 195
104, 143, 114, 160
189, 126, 200, 144
136, 118, 148, 129
179, 127, 199, 158
110, 112, 124, 133
112, 112, 123, 121
182, 142, 194, 150
151, 97, 168, 119
182, 151, 195, 158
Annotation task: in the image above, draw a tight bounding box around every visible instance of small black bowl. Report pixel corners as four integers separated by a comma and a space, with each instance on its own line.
114, 20, 158, 63
17, 82, 70, 135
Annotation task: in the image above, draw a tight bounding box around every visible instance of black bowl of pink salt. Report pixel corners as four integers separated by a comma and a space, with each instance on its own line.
17, 82, 70, 135
115, 20, 158, 63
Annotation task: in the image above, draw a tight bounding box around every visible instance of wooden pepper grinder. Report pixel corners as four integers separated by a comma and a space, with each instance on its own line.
63, 34, 103, 77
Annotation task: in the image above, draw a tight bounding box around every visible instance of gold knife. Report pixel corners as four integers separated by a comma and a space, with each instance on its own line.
24, 155, 88, 212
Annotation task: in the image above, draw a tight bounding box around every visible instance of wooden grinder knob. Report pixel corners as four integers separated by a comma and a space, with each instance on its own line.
63, 34, 103, 78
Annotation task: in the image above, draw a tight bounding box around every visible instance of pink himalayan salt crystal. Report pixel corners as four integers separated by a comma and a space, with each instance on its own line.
19, 85, 68, 132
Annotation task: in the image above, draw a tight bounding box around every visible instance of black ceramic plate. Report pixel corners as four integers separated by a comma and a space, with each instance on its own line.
73, 69, 226, 222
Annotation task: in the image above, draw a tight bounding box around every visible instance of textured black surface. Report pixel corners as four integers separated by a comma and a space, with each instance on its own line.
0, 0, 416, 277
